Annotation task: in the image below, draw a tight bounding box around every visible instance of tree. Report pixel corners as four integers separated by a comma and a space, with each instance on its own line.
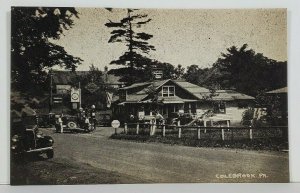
208, 44, 287, 96
105, 9, 155, 68
11, 7, 82, 94
173, 64, 185, 79
71, 65, 117, 110
183, 65, 200, 84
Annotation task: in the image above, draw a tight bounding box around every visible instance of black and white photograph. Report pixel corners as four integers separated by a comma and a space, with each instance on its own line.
10, 7, 288, 184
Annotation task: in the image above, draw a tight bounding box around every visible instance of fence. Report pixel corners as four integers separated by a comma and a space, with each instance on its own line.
121, 121, 287, 141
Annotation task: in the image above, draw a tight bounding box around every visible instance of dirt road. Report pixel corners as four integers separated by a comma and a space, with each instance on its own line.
12, 127, 289, 184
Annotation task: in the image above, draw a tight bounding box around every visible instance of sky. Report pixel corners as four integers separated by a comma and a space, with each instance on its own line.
51, 8, 287, 71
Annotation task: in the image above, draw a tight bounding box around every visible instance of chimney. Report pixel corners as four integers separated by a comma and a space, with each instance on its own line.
104, 66, 108, 83
152, 65, 163, 80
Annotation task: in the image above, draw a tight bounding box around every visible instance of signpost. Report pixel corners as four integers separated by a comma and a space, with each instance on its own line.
111, 120, 120, 134
85, 82, 99, 93
71, 88, 80, 103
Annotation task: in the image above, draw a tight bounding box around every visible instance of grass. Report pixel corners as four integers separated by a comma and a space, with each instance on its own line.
111, 127, 288, 151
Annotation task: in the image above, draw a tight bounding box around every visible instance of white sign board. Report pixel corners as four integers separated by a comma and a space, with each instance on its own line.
71, 88, 80, 103
138, 111, 145, 120
111, 120, 120, 128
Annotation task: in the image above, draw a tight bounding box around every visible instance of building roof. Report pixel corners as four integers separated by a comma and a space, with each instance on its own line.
119, 82, 152, 90
211, 90, 255, 101
119, 79, 254, 103
266, 87, 288, 94
120, 79, 169, 91
52, 71, 124, 85
126, 94, 148, 102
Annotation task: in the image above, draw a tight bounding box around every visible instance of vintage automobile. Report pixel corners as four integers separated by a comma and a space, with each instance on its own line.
95, 110, 112, 126
37, 113, 56, 128
11, 116, 54, 159
165, 112, 194, 126
55, 114, 94, 133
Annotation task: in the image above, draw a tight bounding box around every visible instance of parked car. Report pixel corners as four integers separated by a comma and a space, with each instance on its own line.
55, 114, 94, 133
37, 113, 56, 128
11, 116, 54, 159
165, 112, 194, 126
95, 110, 112, 126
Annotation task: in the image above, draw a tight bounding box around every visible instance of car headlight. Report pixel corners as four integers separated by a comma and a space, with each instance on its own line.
48, 139, 54, 144
36, 131, 43, 138
36, 134, 43, 138
11, 135, 18, 142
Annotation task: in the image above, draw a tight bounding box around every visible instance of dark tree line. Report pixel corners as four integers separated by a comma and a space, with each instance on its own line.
11, 7, 82, 95
184, 44, 287, 97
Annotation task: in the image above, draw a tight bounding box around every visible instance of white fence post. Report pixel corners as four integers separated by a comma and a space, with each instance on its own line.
150, 119, 156, 136
162, 120, 166, 137
178, 121, 181, 139
197, 127, 201, 139
221, 128, 225, 141
204, 120, 207, 133
124, 123, 128, 134
249, 128, 253, 140
136, 123, 139, 135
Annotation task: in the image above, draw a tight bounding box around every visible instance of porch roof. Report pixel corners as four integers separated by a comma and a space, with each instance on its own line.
266, 87, 287, 94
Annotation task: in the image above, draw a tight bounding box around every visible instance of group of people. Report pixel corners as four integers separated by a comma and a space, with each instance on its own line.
77, 105, 97, 131
56, 105, 97, 133
129, 110, 165, 124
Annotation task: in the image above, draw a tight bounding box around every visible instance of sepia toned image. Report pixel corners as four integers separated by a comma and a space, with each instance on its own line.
10, 7, 288, 184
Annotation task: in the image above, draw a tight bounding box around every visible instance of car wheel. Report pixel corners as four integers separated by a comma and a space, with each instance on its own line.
46, 150, 54, 159
67, 121, 77, 129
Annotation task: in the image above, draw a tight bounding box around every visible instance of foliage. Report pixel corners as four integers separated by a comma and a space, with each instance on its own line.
70, 65, 116, 110
183, 65, 219, 88
11, 7, 82, 94
211, 44, 287, 96
255, 91, 287, 126
241, 108, 255, 126
183, 44, 287, 97
11, 7, 82, 114
105, 9, 155, 68
108, 60, 176, 85
173, 64, 185, 79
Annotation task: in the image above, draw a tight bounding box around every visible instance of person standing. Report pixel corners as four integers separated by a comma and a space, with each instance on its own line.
58, 113, 64, 133
90, 105, 96, 130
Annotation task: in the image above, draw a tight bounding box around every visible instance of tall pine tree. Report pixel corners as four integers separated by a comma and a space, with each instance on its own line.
105, 9, 155, 69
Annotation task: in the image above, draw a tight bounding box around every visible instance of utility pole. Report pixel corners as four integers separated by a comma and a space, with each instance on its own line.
49, 69, 53, 113
79, 81, 81, 109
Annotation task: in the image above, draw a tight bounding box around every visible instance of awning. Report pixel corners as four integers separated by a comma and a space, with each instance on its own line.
266, 87, 287, 94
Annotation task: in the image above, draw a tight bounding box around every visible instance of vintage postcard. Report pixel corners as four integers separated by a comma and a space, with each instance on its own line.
10, 7, 288, 184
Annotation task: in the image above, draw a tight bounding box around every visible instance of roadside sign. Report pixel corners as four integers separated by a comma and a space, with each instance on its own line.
85, 82, 99, 93
111, 120, 120, 128
53, 96, 63, 103
71, 88, 80, 102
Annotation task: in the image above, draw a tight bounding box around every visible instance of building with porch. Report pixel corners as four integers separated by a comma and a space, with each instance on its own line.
49, 70, 125, 113
113, 79, 255, 125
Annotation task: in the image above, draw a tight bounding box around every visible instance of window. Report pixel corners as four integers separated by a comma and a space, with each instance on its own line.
213, 101, 226, 114
119, 91, 127, 101
162, 86, 175, 97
